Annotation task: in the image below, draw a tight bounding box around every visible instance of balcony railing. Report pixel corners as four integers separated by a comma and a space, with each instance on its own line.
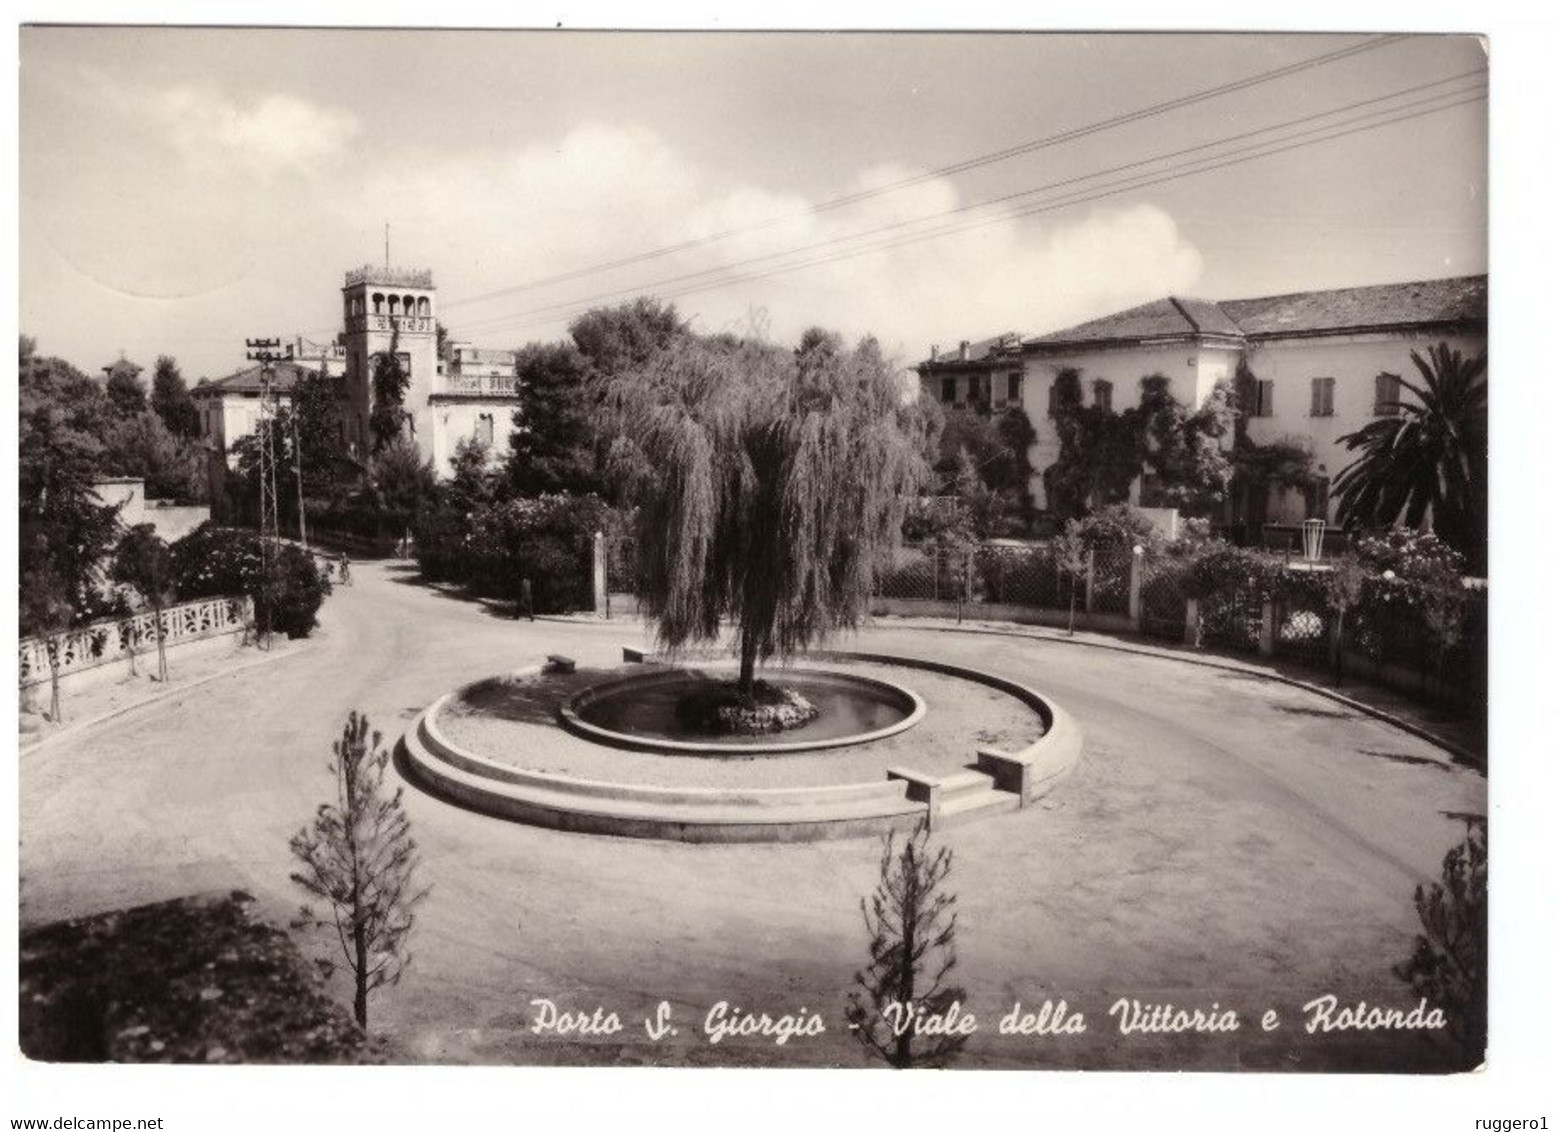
433, 374, 521, 398
345, 314, 435, 336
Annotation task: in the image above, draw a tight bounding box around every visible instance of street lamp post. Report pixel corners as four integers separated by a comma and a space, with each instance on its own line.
1302, 517, 1326, 563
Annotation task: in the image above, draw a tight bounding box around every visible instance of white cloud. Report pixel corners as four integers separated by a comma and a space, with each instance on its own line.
23, 112, 1204, 378
150, 86, 359, 175
413, 130, 1205, 362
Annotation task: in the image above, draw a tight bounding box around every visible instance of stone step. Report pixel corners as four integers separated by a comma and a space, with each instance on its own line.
939, 769, 998, 801
401, 721, 928, 842
939, 788, 1021, 827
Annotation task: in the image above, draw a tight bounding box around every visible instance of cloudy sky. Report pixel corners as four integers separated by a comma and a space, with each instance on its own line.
20, 29, 1486, 380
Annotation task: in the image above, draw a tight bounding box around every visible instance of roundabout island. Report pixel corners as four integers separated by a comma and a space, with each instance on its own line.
402, 649, 1084, 842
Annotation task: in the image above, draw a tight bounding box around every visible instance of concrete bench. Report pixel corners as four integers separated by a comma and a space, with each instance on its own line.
975, 748, 1035, 806
886, 766, 943, 828
545, 655, 577, 674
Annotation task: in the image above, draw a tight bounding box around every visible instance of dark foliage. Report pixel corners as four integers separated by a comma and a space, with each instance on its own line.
151, 355, 200, 438
1334, 344, 1487, 571
169, 525, 331, 639
19, 891, 388, 1063
19, 336, 124, 626
110, 524, 174, 679
1395, 816, 1486, 1068
613, 328, 928, 690
369, 326, 411, 453
506, 341, 600, 495
105, 361, 147, 417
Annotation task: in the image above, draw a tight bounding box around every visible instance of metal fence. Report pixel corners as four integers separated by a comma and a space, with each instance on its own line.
1090, 544, 1132, 616
1139, 555, 1190, 641
597, 532, 1486, 717
605, 534, 642, 598
973, 543, 1071, 610
1273, 590, 1333, 667
1197, 586, 1265, 653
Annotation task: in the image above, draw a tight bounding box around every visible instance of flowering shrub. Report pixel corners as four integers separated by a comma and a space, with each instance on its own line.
1183, 545, 1280, 601
414, 493, 608, 613
169, 525, 331, 639
1355, 529, 1467, 585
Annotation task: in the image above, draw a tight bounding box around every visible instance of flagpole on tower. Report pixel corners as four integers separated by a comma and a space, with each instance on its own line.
384, 221, 390, 268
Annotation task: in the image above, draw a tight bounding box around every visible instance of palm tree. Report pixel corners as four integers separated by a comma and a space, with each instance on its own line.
1333, 344, 1487, 569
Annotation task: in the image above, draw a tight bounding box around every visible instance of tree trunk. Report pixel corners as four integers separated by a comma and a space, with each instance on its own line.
894, 866, 918, 1069
353, 921, 370, 1029
738, 631, 759, 695
48, 653, 62, 724
154, 604, 168, 682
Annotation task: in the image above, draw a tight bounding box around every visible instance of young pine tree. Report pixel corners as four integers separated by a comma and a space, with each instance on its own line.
1395, 815, 1486, 1067
290, 711, 429, 1030
846, 821, 968, 1068
110, 524, 173, 681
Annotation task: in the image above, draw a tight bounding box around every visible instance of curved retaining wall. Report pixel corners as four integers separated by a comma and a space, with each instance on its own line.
557, 663, 927, 754
401, 651, 1083, 843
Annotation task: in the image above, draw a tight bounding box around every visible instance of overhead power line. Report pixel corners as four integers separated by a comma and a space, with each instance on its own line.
455, 71, 1483, 337
440, 33, 1409, 313
456, 78, 1486, 340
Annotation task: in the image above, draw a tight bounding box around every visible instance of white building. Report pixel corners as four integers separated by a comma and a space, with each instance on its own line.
918, 274, 1487, 537
192, 267, 520, 479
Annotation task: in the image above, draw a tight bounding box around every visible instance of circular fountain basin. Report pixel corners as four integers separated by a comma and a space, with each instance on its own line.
559, 665, 926, 754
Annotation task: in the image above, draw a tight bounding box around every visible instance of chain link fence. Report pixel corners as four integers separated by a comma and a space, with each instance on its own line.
1197, 586, 1265, 654
599, 531, 1485, 720
1273, 590, 1333, 666
1090, 544, 1133, 616
1139, 554, 1191, 641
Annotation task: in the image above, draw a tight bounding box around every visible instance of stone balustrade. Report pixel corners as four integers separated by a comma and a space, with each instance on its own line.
344, 314, 435, 336
19, 595, 252, 688
433, 374, 521, 398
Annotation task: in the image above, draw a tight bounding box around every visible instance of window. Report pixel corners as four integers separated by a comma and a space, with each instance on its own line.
1374, 372, 1402, 416
1310, 377, 1335, 417
1092, 379, 1113, 413
476, 413, 494, 447
1252, 379, 1275, 418
940, 376, 956, 404
1006, 372, 1023, 404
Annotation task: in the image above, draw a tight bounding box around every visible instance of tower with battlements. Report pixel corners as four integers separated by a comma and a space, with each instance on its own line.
339, 266, 440, 456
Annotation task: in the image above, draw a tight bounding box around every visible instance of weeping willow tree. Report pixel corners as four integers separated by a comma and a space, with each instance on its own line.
613, 329, 929, 693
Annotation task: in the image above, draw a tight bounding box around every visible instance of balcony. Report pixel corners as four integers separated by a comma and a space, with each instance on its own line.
432, 374, 521, 399
345, 314, 435, 336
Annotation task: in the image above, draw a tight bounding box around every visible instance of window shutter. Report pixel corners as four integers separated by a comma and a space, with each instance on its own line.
1310, 377, 1334, 417
1374, 373, 1398, 416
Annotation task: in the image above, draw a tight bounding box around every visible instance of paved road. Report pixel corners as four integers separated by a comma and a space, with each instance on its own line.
20, 561, 1485, 1069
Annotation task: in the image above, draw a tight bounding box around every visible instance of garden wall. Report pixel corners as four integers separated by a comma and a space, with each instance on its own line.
18, 595, 254, 697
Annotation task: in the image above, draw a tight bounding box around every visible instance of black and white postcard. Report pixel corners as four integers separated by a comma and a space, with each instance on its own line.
9, 10, 1552, 1132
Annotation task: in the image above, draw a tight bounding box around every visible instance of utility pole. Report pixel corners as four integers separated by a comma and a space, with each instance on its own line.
246, 338, 284, 649
291, 407, 308, 551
